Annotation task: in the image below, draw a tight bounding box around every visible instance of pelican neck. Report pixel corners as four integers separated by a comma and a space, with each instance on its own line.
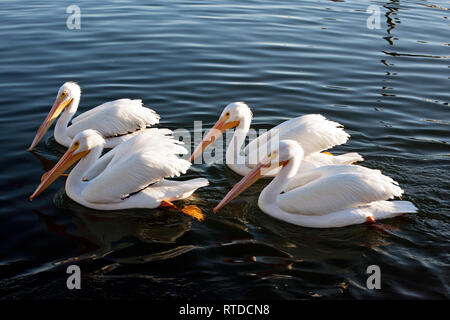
225, 115, 252, 176
54, 96, 80, 146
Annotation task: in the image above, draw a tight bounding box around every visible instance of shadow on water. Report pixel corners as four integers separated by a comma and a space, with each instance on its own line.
48, 190, 194, 258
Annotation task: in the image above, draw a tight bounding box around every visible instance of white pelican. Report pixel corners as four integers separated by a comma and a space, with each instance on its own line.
189, 102, 363, 176
214, 140, 417, 228
30, 129, 209, 221
28, 82, 160, 151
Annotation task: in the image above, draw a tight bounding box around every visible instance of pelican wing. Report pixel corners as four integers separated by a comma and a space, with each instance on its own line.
82, 128, 174, 181
80, 130, 190, 204
298, 152, 364, 173
245, 114, 350, 161
278, 165, 404, 216
68, 99, 160, 139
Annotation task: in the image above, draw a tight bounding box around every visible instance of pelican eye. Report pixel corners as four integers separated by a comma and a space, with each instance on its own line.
225, 112, 230, 117
72, 141, 80, 150
61, 91, 67, 98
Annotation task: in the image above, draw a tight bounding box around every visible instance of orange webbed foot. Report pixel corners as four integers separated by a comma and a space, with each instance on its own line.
159, 200, 204, 221
365, 216, 376, 224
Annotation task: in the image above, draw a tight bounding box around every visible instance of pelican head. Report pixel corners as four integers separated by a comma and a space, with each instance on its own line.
73, 129, 106, 150
213, 140, 302, 213
28, 82, 81, 151
220, 101, 253, 124
29, 129, 104, 200
189, 102, 252, 162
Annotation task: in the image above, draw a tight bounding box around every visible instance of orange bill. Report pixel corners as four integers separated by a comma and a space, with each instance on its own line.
214, 161, 268, 213
29, 147, 88, 200
189, 115, 239, 162
214, 159, 289, 213
28, 96, 73, 151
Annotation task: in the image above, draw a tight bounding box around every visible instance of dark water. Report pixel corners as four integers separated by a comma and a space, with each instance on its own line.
0, 0, 449, 299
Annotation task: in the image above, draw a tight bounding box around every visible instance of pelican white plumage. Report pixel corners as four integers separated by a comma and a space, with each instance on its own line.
214, 140, 417, 228
189, 102, 363, 176
28, 82, 160, 151
30, 129, 209, 220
